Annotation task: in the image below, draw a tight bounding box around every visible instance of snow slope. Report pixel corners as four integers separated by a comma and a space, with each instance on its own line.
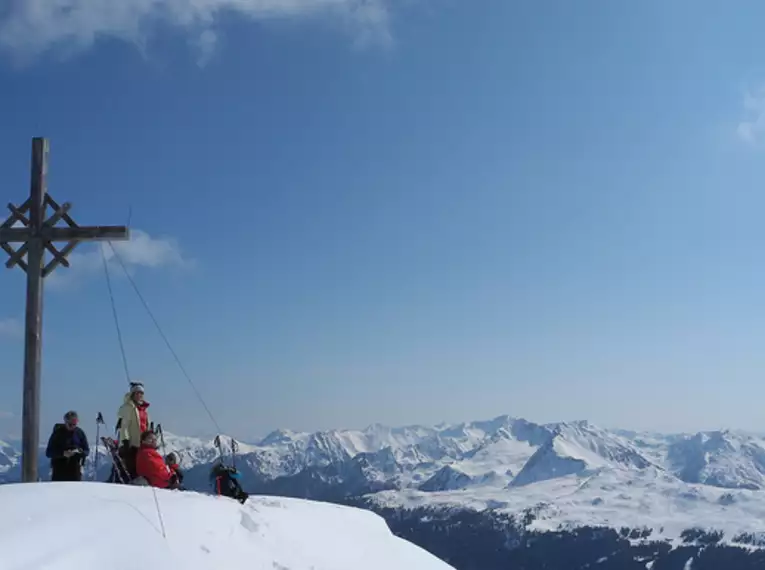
0, 482, 453, 570
456, 428, 538, 478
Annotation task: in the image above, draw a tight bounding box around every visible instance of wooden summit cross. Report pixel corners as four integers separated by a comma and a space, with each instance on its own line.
0, 138, 130, 483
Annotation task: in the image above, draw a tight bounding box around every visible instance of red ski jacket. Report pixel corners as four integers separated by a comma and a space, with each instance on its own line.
137, 403, 149, 434
135, 445, 173, 488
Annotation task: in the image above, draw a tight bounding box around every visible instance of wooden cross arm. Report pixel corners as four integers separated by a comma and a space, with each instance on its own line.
45, 225, 130, 242
0, 228, 31, 242
0, 225, 130, 243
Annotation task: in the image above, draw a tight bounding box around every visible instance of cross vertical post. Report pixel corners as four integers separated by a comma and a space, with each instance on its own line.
0, 137, 130, 482
21, 138, 47, 483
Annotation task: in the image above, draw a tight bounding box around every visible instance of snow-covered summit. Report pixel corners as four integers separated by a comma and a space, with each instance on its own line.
259, 428, 304, 447
0, 482, 453, 570
419, 465, 473, 491
666, 430, 765, 490
509, 421, 653, 487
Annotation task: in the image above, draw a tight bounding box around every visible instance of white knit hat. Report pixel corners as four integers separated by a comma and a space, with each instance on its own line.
130, 382, 145, 394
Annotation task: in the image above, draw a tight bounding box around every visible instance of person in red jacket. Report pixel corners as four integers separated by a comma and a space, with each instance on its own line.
135, 430, 180, 489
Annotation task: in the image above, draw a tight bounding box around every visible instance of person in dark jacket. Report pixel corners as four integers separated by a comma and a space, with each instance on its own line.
45, 411, 90, 481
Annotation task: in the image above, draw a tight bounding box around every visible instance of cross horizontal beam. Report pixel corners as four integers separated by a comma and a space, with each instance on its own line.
0, 225, 129, 242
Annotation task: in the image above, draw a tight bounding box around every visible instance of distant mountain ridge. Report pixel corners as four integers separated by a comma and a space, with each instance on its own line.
5, 415, 765, 492
4, 415, 765, 569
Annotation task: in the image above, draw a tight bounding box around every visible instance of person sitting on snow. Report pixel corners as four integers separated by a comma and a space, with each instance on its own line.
135, 430, 180, 489
117, 382, 150, 478
165, 451, 184, 487
45, 411, 90, 482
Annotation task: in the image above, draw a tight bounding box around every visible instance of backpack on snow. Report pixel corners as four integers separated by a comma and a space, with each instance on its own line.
210, 463, 249, 504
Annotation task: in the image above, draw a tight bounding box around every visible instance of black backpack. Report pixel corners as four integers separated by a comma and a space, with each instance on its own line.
210, 463, 248, 504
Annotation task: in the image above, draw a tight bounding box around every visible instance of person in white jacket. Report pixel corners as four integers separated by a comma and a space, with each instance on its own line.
116, 382, 151, 478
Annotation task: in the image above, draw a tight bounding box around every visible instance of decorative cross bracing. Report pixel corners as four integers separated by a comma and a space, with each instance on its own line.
0, 138, 130, 482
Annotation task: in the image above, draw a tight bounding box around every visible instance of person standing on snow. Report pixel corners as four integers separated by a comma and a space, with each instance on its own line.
117, 382, 150, 479
45, 411, 90, 481
135, 430, 180, 489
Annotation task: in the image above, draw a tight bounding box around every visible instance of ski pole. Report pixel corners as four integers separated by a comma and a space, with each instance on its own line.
94, 412, 105, 480
214, 435, 223, 463
157, 424, 167, 456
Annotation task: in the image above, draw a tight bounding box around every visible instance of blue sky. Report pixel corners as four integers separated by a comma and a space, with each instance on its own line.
2, 0, 765, 439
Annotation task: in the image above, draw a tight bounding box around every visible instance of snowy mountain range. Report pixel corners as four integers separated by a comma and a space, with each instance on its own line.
4, 415, 765, 568
5, 415, 765, 496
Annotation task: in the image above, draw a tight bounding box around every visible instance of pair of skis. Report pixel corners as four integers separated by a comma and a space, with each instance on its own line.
101, 436, 131, 484
214, 434, 239, 469
94, 412, 170, 484
93, 411, 130, 483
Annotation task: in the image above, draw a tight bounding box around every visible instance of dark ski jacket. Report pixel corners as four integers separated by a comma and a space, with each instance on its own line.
45, 424, 90, 471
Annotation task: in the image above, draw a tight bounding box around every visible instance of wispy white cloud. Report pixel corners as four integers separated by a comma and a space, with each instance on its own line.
0, 0, 394, 65
737, 86, 765, 145
47, 228, 193, 290
104, 229, 191, 269
0, 318, 23, 340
